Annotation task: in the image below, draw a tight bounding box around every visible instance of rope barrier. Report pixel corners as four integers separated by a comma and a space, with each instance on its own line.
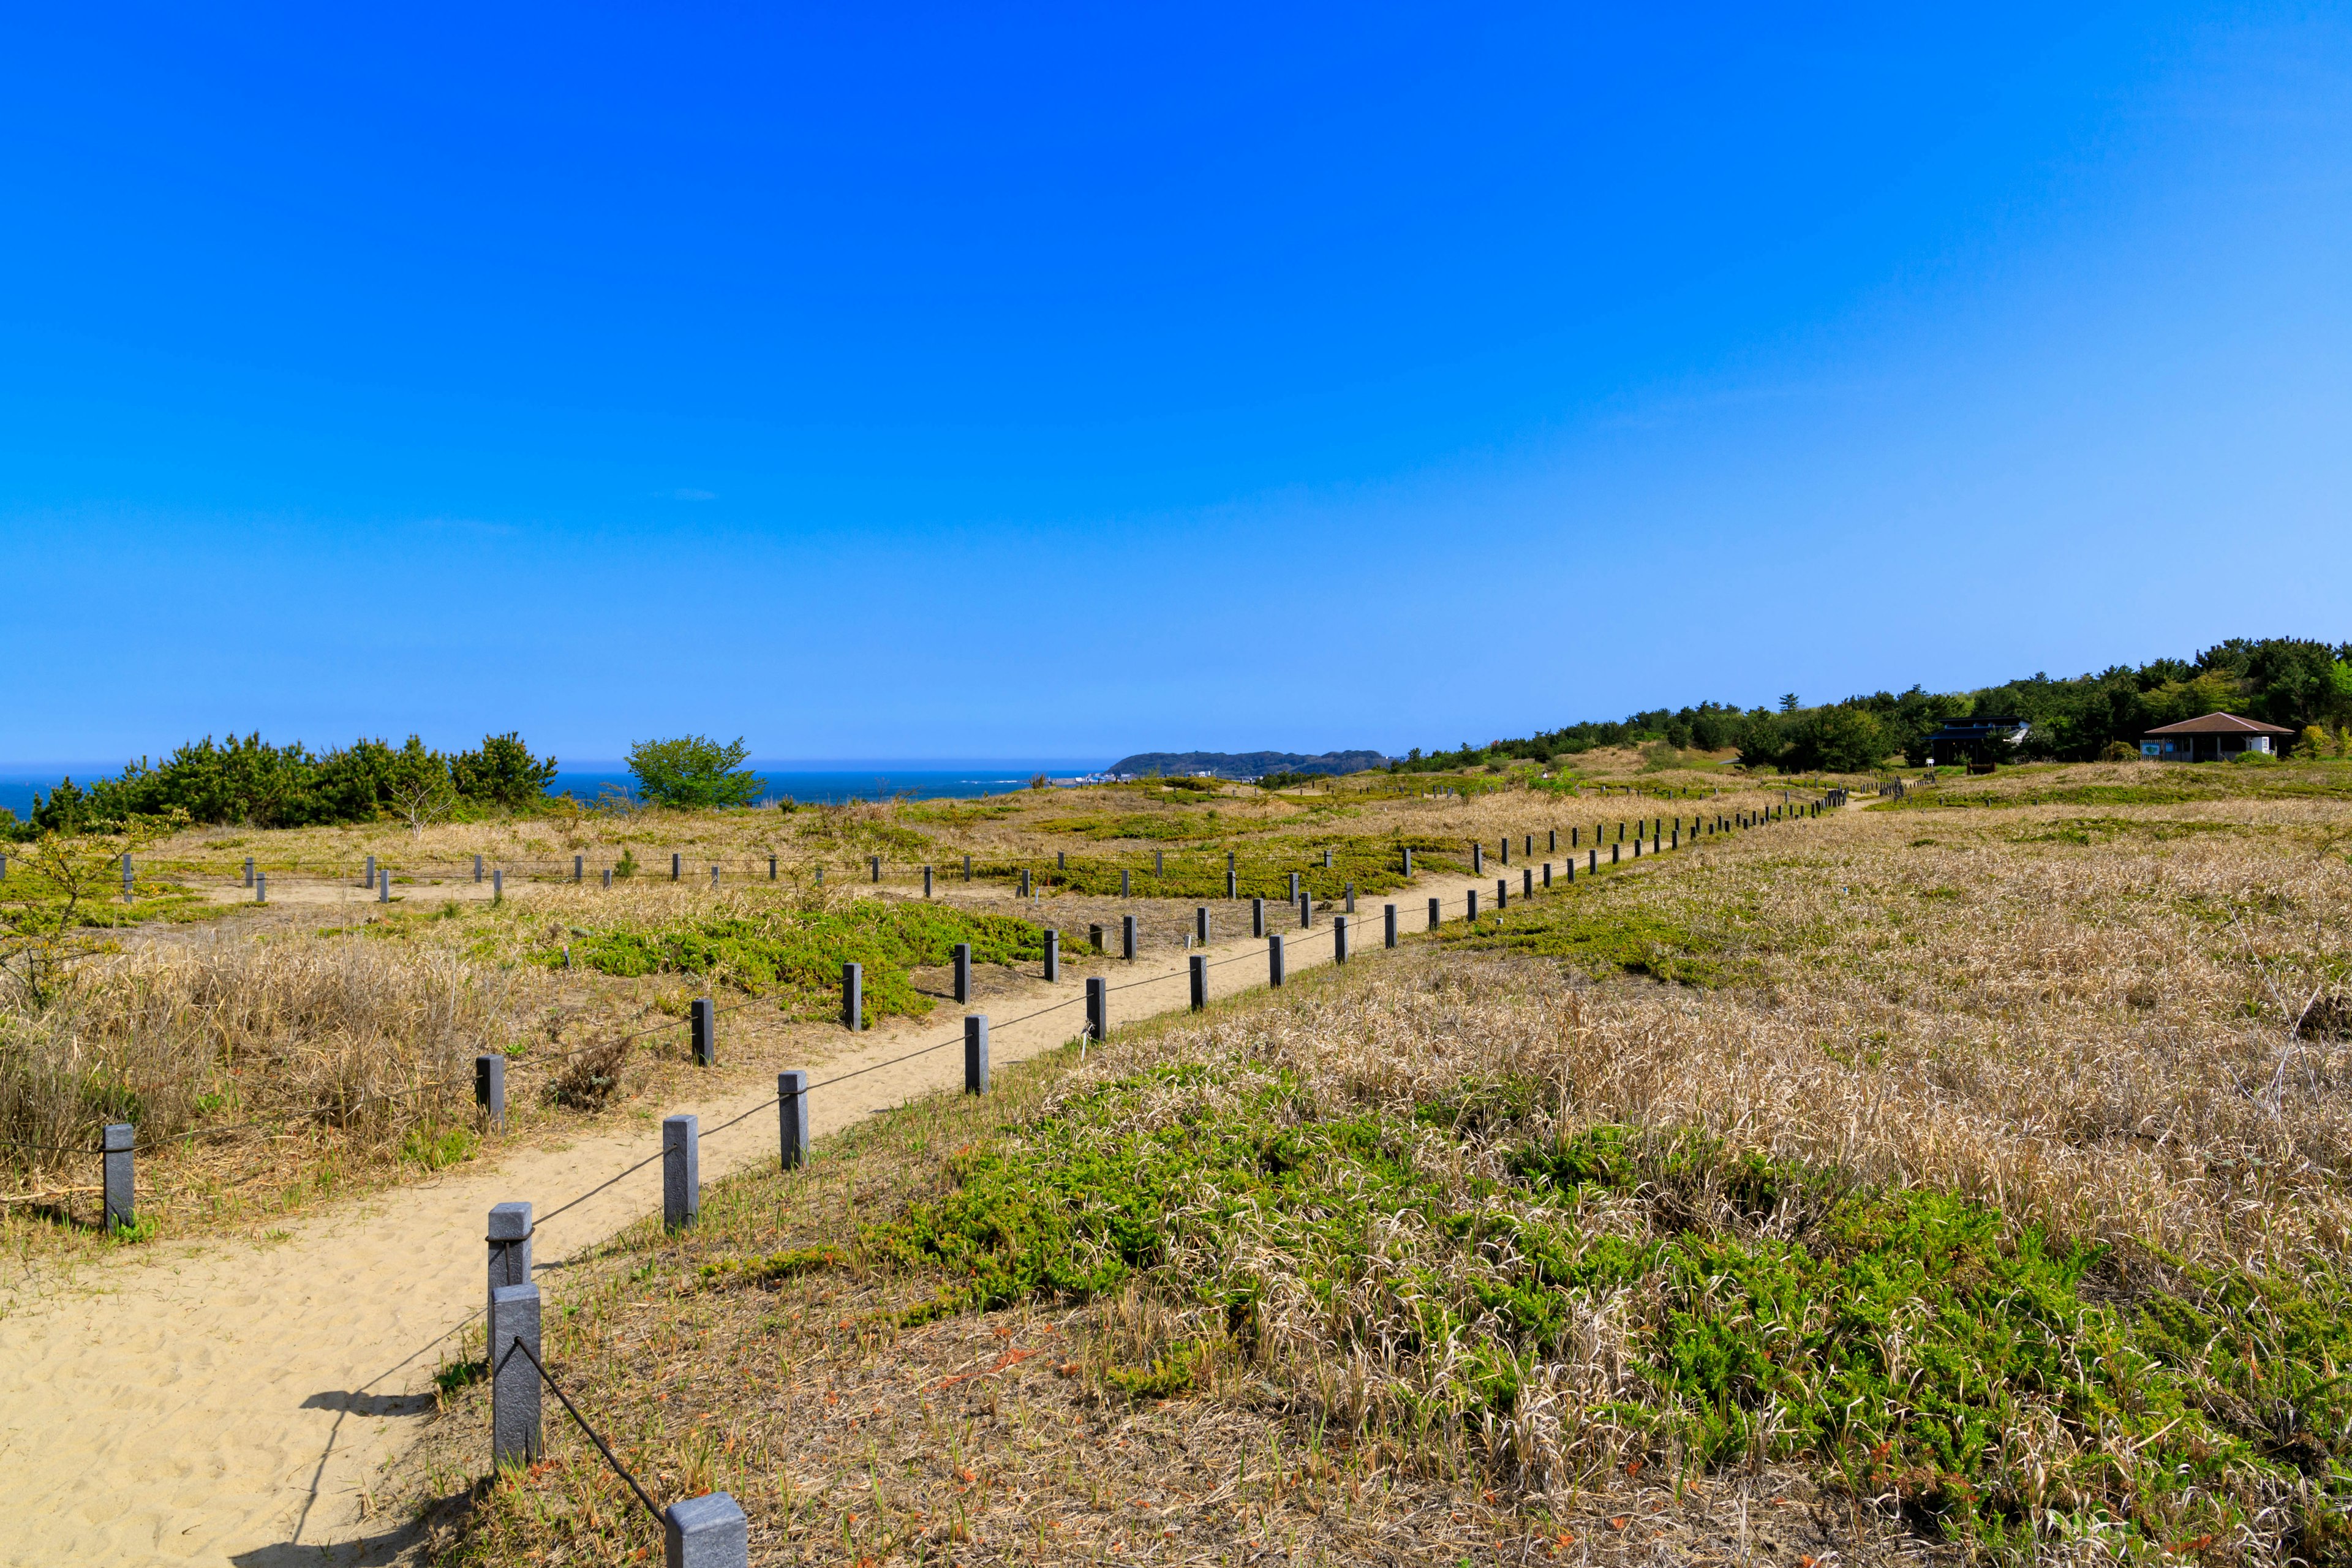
6, 801, 1799, 1163
497, 1335, 666, 1527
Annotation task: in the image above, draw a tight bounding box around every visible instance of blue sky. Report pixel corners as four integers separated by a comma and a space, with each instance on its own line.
2, 4, 2346, 765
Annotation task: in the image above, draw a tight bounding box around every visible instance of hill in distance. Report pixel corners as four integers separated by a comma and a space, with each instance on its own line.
1106, 749, 1391, 780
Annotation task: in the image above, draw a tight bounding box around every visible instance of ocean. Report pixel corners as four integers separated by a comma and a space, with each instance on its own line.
0, 760, 1109, 820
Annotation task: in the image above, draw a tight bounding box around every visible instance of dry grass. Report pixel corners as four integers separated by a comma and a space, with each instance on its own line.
394, 768, 2352, 1565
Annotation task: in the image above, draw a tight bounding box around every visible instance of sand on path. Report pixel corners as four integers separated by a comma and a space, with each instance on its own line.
0, 806, 1789, 1564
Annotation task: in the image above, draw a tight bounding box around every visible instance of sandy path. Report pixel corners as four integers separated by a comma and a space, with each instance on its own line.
0, 806, 1802, 1565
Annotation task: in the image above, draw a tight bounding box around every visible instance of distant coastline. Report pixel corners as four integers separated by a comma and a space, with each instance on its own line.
1104, 749, 1390, 780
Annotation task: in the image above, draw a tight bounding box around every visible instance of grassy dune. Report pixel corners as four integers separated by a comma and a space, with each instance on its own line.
399, 761, 2352, 1565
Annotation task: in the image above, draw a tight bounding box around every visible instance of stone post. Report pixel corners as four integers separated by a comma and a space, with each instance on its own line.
476, 1054, 507, 1128
487, 1202, 531, 1316
964, 1015, 989, 1094
489, 1283, 542, 1468
102, 1122, 135, 1232
778, 1071, 809, 1169
662, 1115, 699, 1230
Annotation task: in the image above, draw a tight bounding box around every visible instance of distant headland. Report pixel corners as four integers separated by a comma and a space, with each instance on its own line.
1103, 749, 1390, 780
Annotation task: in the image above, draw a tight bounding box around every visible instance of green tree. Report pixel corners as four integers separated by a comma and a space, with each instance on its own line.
626, 735, 762, 809
451, 733, 558, 809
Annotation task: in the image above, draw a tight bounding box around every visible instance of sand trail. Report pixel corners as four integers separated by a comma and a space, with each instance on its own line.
0, 807, 1784, 1564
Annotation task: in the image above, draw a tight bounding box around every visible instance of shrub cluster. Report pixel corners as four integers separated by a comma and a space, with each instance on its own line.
7, 732, 557, 836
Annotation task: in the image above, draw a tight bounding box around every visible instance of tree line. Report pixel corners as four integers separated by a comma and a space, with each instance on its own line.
1, 731, 782, 838
7, 733, 560, 838
1396, 636, 2352, 775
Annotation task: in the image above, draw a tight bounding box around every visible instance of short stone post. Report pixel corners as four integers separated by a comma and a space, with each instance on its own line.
963, 854, 973, 881
121, 853, 133, 903
603, 867, 613, 889
1472, 843, 1483, 873
379, 867, 391, 902
1588, 849, 1597, 874
364, 853, 376, 889
255, 874, 267, 903
778, 1071, 809, 1169
1384, 903, 1398, 947
1121, 868, 1131, 897
869, 855, 881, 883
489, 1282, 542, 1468
492, 869, 504, 900
665, 1492, 748, 1568
1268, 933, 1285, 987
963, 1014, 990, 1093
1611, 843, 1620, 864
1019, 868, 1031, 897
1500, 837, 1509, 866
1288, 871, 1300, 901
1194, 906, 1209, 943
574, 854, 584, 882
1344, 883, 1355, 913
486, 1202, 531, 1315
1043, 928, 1060, 981
1427, 896, 1439, 930
1088, 922, 1104, 954
1402, 846, 1414, 876
923, 865, 934, 898
1548, 829, 1557, 852
1322, 847, 1333, 868
102, 1123, 135, 1232
1121, 914, 1136, 960
1496, 878, 1508, 909
1523, 869, 1533, 897
954, 942, 971, 1003
1251, 897, 1265, 937
1189, 954, 1207, 1011
1633, 838, 1643, 858
474, 854, 484, 883
662, 1115, 699, 1230
1085, 976, 1107, 1041
692, 998, 715, 1066
1333, 915, 1349, 963
671, 853, 682, 881
476, 1054, 507, 1128
769, 856, 778, 880
1297, 894, 1311, 929
710, 864, 720, 887
242, 856, 253, 887
1468, 889, 1479, 920
1542, 862, 1553, 888
1155, 850, 1164, 875
842, 962, 863, 1030
1226, 868, 1238, 898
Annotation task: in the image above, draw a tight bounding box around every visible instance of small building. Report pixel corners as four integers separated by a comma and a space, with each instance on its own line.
2138, 711, 2294, 762
1923, 717, 2028, 768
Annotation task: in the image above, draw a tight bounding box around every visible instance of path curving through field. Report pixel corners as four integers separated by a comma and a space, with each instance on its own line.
0, 805, 1819, 1564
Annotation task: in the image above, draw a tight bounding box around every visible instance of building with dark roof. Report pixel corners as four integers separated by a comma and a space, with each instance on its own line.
2138, 710, 2295, 762
1922, 717, 2027, 767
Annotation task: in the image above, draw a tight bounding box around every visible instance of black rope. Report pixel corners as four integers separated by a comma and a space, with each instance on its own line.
527, 1146, 668, 1234
498, 1335, 666, 1527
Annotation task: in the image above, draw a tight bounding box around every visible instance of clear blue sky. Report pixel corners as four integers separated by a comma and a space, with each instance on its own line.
3, 4, 2346, 765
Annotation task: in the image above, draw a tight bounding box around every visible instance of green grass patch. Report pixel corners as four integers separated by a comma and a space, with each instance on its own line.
1436, 884, 1747, 986
2015, 815, 2247, 846
557, 900, 1060, 1023
815, 1069, 2352, 1553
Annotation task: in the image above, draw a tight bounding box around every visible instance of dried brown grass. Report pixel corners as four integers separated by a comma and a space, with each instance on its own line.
398, 778, 2352, 1565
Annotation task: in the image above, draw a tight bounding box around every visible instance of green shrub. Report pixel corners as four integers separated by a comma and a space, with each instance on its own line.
561, 902, 1059, 1023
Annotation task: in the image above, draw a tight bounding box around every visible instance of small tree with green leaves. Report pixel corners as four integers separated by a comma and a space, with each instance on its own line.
0, 819, 177, 1012
627, 735, 763, 809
